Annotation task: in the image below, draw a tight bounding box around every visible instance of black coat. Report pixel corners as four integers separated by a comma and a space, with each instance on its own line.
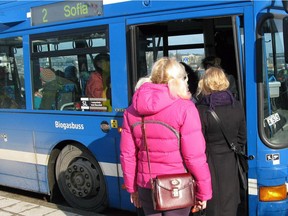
196, 100, 246, 216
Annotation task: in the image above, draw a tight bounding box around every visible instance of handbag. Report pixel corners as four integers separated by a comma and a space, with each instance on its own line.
141, 117, 196, 211
209, 110, 253, 190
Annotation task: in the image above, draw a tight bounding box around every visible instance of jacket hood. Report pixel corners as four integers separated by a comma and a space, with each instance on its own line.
132, 82, 178, 115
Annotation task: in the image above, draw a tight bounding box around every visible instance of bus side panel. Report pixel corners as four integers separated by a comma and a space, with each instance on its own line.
109, 21, 129, 108
109, 21, 133, 211
0, 161, 39, 191
88, 134, 120, 208
0, 115, 39, 192
33, 113, 130, 210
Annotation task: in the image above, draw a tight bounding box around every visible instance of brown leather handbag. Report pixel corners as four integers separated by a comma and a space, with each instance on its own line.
141, 117, 196, 211
151, 173, 196, 211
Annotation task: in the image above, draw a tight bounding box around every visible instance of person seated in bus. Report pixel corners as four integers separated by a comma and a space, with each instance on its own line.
38, 68, 61, 110
0, 66, 7, 93
55, 69, 65, 78
201, 56, 238, 98
85, 53, 111, 111
0, 66, 19, 109
63, 65, 81, 95
196, 67, 246, 216
49, 66, 81, 110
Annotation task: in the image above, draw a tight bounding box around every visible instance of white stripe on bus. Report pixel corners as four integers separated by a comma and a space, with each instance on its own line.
99, 162, 123, 178
248, 178, 257, 195
0, 151, 284, 190
103, 0, 130, 5
0, 149, 49, 166
0, 149, 122, 177
248, 179, 288, 196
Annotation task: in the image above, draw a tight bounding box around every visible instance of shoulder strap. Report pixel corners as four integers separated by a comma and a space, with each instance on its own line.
141, 117, 189, 182
209, 109, 238, 152
141, 117, 154, 185
209, 109, 251, 159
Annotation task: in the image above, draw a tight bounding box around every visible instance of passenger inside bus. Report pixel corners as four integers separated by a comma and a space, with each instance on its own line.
56, 66, 81, 109
200, 56, 238, 98
85, 53, 112, 112
0, 66, 18, 109
64, 66, 78, 85
35, 66, 82, 110
180, 62, 199, 101
38, 68, 60, 110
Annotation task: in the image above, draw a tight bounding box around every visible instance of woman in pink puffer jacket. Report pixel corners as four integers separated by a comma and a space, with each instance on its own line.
120, 57, 212, 216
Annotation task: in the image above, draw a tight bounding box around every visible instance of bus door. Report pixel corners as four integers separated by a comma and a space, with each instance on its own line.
128, 13, 247, 213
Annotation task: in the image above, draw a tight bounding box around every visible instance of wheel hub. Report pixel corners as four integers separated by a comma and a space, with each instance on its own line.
65, 159, 99, 198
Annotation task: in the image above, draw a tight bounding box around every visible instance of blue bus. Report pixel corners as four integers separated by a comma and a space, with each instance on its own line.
0, 0, 288, 215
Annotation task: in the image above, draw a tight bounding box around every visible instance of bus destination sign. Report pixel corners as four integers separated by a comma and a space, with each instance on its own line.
31, 1, 103, 26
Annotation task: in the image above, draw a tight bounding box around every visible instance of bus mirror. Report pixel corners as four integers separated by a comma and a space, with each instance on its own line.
283, 0, 288, 14
256, 13, 274, 83
283, 16, 288, 63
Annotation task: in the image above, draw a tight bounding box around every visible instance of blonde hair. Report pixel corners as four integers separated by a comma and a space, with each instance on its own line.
196, 67, 229, 96
150, 57, 191, 99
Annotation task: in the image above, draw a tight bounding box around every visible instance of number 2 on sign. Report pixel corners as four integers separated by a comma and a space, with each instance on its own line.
42, 8, 48, 23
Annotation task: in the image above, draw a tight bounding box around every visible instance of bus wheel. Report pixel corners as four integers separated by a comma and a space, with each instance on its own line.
55, 144, 107, 212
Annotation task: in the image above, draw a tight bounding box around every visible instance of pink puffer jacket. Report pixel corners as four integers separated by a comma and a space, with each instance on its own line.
120, 82, 212, 201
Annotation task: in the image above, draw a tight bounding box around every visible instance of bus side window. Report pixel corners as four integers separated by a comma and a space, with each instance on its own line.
0, 66, 19, 109
31, 27, 110, 112
84, 53, 112, 112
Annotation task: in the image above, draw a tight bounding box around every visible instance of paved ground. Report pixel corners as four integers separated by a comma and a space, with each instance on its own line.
0, 186, 136, 216
0, 192, 104, 216
0, 195, 92, 215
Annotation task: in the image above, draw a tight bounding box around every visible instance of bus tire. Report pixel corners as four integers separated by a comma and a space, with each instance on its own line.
55, 144, 107, 212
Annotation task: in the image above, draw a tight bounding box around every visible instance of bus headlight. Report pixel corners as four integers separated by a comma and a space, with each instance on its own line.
259, 184, 287, 201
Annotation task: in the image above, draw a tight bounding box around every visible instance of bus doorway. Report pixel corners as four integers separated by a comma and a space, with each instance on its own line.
128, 16, 245, 105
128, 15, 246, 215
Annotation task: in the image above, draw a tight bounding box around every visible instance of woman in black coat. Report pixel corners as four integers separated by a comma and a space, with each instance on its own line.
195, 67, 246, 216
